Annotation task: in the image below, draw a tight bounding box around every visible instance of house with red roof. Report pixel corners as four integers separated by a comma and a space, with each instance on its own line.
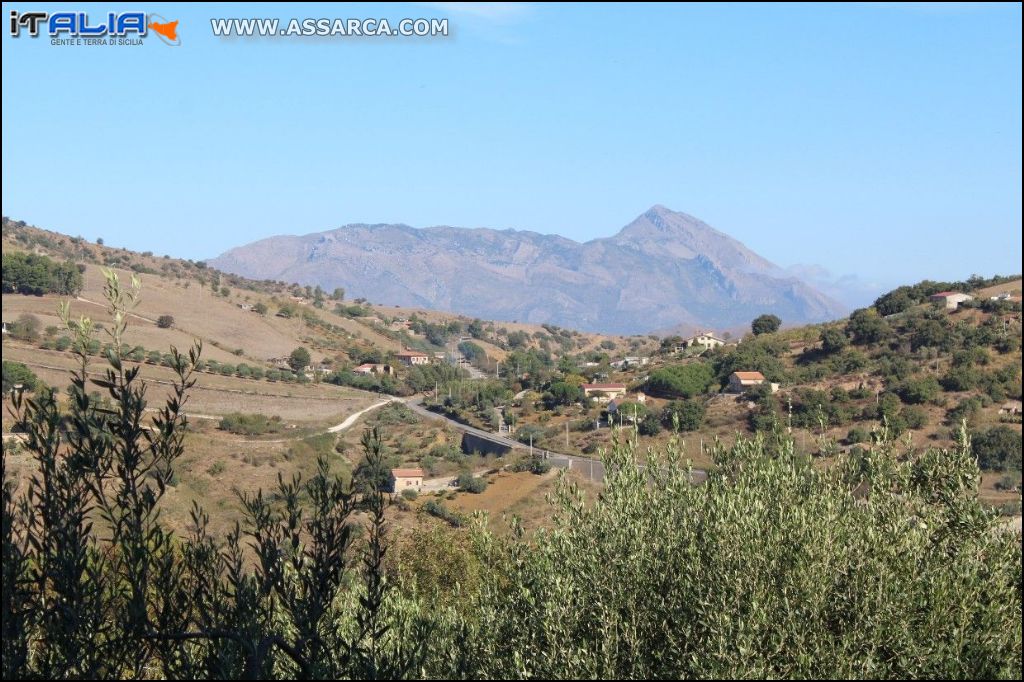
928, 291, 973, 310
582, 382, 627, 403
727, 371, 777, 394
390, 468, 424, 492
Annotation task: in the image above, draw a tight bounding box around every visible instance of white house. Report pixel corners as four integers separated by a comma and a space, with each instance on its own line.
395, 350, 429, 366
683, 332, 726, 351
353, 363, 393, 376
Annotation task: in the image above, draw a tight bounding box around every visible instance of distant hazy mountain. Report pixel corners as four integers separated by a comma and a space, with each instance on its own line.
210, 205, 846, 335
784, 263, 888, 311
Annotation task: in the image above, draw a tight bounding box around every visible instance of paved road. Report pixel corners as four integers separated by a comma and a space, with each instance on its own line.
402, 396, 711, 486
404, 397, 612, 483
327, 397, 402, 433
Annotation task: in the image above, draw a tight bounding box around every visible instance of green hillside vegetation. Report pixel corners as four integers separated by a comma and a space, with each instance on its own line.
3, 296, 1020, 677
2, 251, 83, 296
424, 277, 1021, 506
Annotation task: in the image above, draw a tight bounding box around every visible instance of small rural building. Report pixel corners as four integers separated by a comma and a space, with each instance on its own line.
390, 468, 424, 492
353, 363, 393, 376
999, 400, 1022, 416
237, 303, 254, 312
683, 332, 726, 351
582, 383, 627, 403
929, 291, 973, 310
727, 371, 771, 393
395, 350, 430, 366
611, 356, 650, 369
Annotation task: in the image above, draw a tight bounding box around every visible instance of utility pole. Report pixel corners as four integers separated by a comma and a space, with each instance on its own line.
529, 432, 533, 458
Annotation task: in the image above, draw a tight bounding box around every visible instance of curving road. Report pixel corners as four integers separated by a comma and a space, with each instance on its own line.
401, 396, 710, 486
328, 397, 403, 433
402, 397, 606, 481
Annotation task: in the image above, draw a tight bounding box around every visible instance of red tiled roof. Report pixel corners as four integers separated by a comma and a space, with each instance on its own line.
391, 468, 424, 478
930, 291, 960, 297
582, 383, 626, 390
732, 371, 766, 381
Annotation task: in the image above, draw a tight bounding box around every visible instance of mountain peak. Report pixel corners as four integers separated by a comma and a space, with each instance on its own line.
211, 208, 845, 334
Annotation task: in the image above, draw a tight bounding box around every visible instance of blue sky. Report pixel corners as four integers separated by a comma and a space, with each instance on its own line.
2, 2, 1021, 291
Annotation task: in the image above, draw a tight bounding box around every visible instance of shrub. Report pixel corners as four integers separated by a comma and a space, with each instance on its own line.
846, 426, 869, 444
423, 499, 464, 527
156, 315, 175, 329
902, 405, 928, 430
994, 474, 1020, 492
8, 313, 41, 342
512, 454, 553, 475
218, 412, 283, 436
895, 376, 940, 405
456, 472, 487, 494
2, 360, 38, 393
973, 425, 1023, 471
638, 413, 662, 436
819, 327, 848, 353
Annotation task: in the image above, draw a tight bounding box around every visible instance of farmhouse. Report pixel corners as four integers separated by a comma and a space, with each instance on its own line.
727, 371, 776, 394
390, 468, 424, 492
353, 363, 393, 376
683, 332, 726, 351
395, 350, 429, 366
582, 383, 627, 403
929, 291, 973, 310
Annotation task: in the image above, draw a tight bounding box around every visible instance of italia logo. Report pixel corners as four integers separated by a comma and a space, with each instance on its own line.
9, 10, 180, 45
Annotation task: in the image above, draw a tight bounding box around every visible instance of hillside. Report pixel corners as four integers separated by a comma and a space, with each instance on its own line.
419, 276, 1022, 511
209, 205, 847, 335
3, 219, 1021, 526
1, 218, 632, 534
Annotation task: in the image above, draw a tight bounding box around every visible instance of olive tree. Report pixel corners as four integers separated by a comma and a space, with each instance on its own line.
440, 427, 1022, 679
